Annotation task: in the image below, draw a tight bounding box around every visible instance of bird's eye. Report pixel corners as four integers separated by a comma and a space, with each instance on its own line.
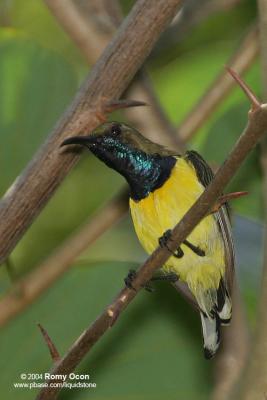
111, 124, 121, 136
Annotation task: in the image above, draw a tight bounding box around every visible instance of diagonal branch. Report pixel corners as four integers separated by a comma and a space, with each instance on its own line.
36, 73, 267, 400
0, 0, 183, 265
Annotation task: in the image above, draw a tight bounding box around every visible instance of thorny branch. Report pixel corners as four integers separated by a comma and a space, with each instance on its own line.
36, 72, 267, 400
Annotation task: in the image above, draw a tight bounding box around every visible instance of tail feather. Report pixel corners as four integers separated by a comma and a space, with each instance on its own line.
216, 279, 232, 325
200, 312, 220, 359
198, 279, 232, 359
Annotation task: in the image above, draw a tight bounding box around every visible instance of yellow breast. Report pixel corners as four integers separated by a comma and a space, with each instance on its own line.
129, 157, 225, 292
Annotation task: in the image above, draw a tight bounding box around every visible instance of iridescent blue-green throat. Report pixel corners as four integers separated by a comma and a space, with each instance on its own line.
90, 139, 176, 201
61, 122, 177, 201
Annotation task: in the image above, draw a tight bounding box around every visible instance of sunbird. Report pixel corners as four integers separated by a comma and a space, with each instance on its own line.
61, 122, 234, 359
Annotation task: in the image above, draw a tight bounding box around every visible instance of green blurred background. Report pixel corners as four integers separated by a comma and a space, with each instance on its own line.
0, 1, 261, 399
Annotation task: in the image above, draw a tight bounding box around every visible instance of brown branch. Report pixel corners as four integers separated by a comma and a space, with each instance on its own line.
0, 0, 183, 265
38, 323, 61, 363
234, 2, 267, 399
0, 191, 128, 327
178, 25, 259, 142
36, 74, 267, 400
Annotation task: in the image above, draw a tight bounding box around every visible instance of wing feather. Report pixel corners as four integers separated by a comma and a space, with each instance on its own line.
185, 150, 235, 292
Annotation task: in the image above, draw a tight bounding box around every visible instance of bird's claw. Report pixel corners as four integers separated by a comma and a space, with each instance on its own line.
124, 269, 155, 293
124, 269, 137, 291
159, 230, 184, 258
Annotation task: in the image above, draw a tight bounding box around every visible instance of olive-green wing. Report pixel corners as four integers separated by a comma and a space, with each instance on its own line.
185, 150, 235, 292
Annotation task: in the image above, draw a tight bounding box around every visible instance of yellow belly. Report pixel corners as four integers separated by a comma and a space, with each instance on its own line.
129, 157, 225, 293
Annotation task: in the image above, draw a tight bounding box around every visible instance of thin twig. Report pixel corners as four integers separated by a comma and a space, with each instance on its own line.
38, 323, 61, 363
36, 74, 267, 400
178, 25, 259, 142
0, 191, 128, 327
0, 0, 183, 265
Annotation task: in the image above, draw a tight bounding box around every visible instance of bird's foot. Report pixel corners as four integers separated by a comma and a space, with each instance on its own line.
124, 269, 137, 291
124, 269, 155, 292
158, 230, 184, 258
159, 230, 205, 258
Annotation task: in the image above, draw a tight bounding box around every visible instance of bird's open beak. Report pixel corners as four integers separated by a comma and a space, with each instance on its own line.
60, 135, 95, 148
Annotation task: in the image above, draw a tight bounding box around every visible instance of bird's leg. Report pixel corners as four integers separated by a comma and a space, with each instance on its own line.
183, 239, 205, 257
159, 229, 205, 258
159, 229, 184, 258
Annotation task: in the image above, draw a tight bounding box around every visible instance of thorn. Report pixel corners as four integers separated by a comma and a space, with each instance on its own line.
226, 67, 261, 111
212, 191, 249, 213
38, 323, 60, 363
103, 99, 147, 113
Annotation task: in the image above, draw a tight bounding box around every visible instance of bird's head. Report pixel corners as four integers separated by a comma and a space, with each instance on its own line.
61, 122, 177, 200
